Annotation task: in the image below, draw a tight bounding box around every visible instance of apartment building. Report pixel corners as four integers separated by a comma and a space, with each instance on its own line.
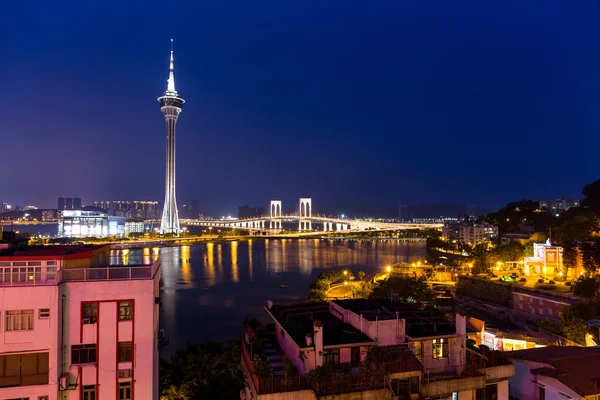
0, 243, 161, 400
241, 298, 514, 400
458, 223, 498, 244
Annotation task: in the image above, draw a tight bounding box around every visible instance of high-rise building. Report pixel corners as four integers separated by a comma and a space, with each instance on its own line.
93, 201, 159, 219
158, 40, 184, 235
57, 197, 82, 211
0, 243, 161, 399
539, 199, 580, 216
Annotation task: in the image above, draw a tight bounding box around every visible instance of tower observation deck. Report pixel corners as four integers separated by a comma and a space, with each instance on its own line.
158, 39, 185, 235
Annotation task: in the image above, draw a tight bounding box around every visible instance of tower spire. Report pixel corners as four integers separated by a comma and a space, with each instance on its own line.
167, 39, 176, 93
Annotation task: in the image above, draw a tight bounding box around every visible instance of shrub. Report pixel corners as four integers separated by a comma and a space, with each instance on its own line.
519, 278, 527, 282
538, 279, 545, 284
549, 280, 556, 285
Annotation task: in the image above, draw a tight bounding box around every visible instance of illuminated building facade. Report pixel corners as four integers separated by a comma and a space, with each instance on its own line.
539, 198, 580, 216
94, 201, 159, 219
158, 40, 184, 235
58, 210, 145, 237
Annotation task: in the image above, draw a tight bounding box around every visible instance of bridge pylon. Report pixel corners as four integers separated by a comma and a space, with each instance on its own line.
299, 198, 312, 231
269, 200, 282, 230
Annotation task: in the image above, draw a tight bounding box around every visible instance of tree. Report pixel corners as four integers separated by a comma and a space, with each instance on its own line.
252, 355, 273, 379
357, 271, 366, 281
368, 275, 433, 305
581, 243, 599, 275
562, 242, 578, 278
573, 278, 600, 298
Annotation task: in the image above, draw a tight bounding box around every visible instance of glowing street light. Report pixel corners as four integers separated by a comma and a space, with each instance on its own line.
386, 266, 392, 273
344, 280, 348, 285
343, 270, 348, 276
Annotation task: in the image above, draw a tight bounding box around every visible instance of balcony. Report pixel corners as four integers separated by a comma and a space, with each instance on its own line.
60, 263, 158, 282
0, 262, 159, 287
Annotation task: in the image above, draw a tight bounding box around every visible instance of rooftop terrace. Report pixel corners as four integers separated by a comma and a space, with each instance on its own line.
266, 302, 374, 348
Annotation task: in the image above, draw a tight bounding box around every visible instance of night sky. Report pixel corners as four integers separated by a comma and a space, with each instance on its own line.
2, 0, 599, 216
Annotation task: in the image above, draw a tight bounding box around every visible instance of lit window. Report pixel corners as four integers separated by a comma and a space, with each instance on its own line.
6, 309, 34, 331
432, 338, 448, 359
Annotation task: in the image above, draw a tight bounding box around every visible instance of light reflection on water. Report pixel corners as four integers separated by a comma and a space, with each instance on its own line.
110, 239, 425, 354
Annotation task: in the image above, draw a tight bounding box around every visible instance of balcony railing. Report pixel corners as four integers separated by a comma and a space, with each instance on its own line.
60, 264, 157, 282
0, 263, 158, 287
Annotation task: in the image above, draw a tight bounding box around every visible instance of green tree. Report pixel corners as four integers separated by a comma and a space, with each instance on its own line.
573, 278, 600, 298
581, 243, 599, 275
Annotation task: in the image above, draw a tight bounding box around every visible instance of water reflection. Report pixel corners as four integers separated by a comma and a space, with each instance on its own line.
110, 239, 425, 354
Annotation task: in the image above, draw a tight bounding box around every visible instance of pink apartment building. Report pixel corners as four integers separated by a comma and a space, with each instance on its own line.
0, 243, 161, 400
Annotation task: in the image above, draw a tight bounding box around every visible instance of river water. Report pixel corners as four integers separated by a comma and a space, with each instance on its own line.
111, 239, 425, 354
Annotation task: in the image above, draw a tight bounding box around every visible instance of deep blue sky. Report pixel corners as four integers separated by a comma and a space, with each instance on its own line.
2, 0, 599, 216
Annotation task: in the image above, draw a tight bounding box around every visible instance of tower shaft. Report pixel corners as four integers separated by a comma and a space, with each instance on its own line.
158, 40, 185, 235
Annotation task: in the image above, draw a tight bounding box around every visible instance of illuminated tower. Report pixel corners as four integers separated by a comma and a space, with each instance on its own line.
158, 39, 185, 235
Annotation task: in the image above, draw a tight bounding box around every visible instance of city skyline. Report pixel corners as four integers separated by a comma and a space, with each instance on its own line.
3, 1, 599, 215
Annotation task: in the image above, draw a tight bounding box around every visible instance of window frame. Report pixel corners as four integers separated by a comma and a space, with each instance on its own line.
322, 348, 340, 365
38, 309, 50, 319
82, 303, 98, 324
71, 344, 97, 365
119, 381, 132, 400
432, 338, 449, 359
83, 384, 96, 400
118, 342, 133, 362
118, 301, 132, 321
5, 309, 34, 331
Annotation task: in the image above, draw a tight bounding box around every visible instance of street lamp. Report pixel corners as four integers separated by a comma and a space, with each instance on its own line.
343, 270, 348, 276
386, 266, 391, 273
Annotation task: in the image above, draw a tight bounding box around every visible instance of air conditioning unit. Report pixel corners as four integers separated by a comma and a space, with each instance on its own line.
59, 374, 69, 390
118, 369, 132, 379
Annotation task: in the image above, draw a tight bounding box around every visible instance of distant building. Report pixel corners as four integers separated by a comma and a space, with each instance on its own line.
238, 205, 265, 219
0, 203, 11, 213
59, 210, 144, 237
522, 240, 581, 279
508, 347, 600, 400
458, 223, 498, 244
539, 199, 580, 216
41, 209, 57, 222
500, 233, 530, 246
93, 201, 159, 219
57, 197, 82, 211
442, 220, 461, 241
0, 243, 160, 400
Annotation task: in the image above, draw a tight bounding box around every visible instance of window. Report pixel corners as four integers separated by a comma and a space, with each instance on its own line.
476, 384, 498, 400
39, 397, 49, 400
6, 310, 34, 331
38, 309, 50, 319
46, 266, 56, 281
412, 341, 422, 360
71, 344, 97, 364
119, 381, 132, 400
46, 261, 57, 266
351, 346, 360, 368
119, 301, 132, 321
28, 262, 41, 266
432, 338, 448, 359
83, 385, 96, 400
118, 342, 133, 362
322, 348, 340, 365
0, 351, 49, 387
82, 303, 97, 324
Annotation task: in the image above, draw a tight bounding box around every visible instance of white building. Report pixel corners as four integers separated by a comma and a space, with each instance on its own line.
459, 223, 498, 244
58, 210, 145, 238
0, 244, 161, 400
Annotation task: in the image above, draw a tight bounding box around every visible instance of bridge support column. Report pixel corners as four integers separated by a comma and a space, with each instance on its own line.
336, 223, 341, 231
342, 224, 348, 230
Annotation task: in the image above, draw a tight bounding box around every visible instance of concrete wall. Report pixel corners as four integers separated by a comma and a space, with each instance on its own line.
0, 285, 60, 400
330, 302, 405, 345
419, 334, 465, 374
509, 359, 551, 400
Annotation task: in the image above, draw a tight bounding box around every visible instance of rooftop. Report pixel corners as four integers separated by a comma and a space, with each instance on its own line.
332, 298, 461, 338
266, 302, 374, 349
0, 244, 109, 260
508, 346, 600, 396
